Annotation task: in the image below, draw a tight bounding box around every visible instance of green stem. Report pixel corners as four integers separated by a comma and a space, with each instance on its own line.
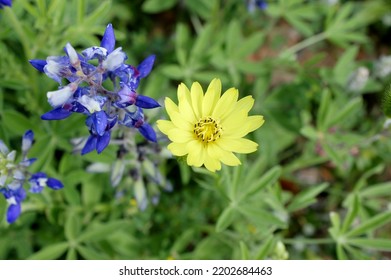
281, 32, 327, 58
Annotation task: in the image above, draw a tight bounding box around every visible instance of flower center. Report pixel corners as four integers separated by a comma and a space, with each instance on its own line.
193, 117, 222, 143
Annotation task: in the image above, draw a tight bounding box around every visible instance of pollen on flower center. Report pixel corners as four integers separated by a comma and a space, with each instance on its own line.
193, 117, 222, 143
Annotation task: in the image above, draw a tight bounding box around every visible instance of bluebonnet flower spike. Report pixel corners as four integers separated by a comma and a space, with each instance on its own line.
30, 23, 159, 155
0, 131, 64, 223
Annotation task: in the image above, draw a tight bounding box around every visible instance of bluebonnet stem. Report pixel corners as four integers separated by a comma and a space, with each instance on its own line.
0, 131, 64, 223
0, 0, 11, 9
29, 24, 160, 155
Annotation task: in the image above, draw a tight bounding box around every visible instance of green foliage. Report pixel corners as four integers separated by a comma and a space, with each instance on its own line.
0, 0, 391, 260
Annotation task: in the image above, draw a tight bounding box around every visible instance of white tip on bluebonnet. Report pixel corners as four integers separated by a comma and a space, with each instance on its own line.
102, 47, 127, 71
65, 43, 80, 66
47, 83, 77, 108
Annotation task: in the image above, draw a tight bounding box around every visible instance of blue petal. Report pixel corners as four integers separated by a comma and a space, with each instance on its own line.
41, 107, 72, 120
96, 131, 111, 154
1, 0, 12, 7
100, 23, 116, 53
47, 178, 64, 190
92, 111, 108, 136
7, 204, 21, 224
138, 123, 157, 142
135, 95, 160, 109
137, 55, 155, 78
22, 130, 34, 153
81, 135, 97, 155
29, 59, 47, 72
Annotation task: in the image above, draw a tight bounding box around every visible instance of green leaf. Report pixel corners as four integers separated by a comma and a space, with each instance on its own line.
239, 241, 249, 260
361, 182, 391, 198
238, 204, 287, 228
77, 246, 107, 260
65, 212, 81, 242
347, 238, 391, 251
346, 211, 391, 238
300, 125, 318, 140
240, 166, 282, 202
142, 0, 177, 13
287, 183, 328, 212
216, 206, 237, 232
27, 242, 68, 260
159, 64, 184, 80
82, 179, 103, 207
341, 193, 360, 234
236, 32, 265, 58
66, 248, 78, 260
226, 20, 241, 56
256, 235, 276, 260
327, 98, 362, 128
84, 0, 112, 26
317, 89, 331, 131
77, 221, 129, 243
322, 142, 344, 170
329, 212, 341, 239
1, 110, 41, 136
190, 24, 214, 62
336, 244, 348, 260
333, 46, 359, 86
175, 23, 190, 65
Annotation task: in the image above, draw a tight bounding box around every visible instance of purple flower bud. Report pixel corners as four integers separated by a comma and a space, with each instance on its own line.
138, 123, 157, 142
135, 95, 160, 109
81, 135, 98, 155
137, 55, 155, 78
41, 107, 73, 120
29, 59, 47, 72
100, 23, 116, 53
47, 178, 64, 190
96, 131, 111, 153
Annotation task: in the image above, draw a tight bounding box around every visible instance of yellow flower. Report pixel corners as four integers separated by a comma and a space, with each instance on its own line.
156, 78, 265, 172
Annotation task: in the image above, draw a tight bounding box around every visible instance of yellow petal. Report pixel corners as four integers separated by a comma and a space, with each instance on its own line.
220, 108, 248, 131
207, 143, 241, 166
167, 142, 188, 156
178, 83, 196, 123
246, 115, 265, 132
167, 128, 194, 143
217, 138, 259, 154
203, 153, 221, 172
156, 120, 175, 135
223, 115, 265, 138
164, 97, 179, 121
170, 110, 193, 131
235, 95, 255, 114
186, 140, 205, 167
212, 87, 238, 120
222, 151, 241, 166
190, 82, 204, 120
202, 78, 221, 116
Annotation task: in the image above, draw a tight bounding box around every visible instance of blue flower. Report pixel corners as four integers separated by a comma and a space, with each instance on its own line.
30, 23, 160, 155
247, 0, 267, 12
0, 131, 64, 223
29, 172, 64, 193
0, 187, 26, 223
0, 0, 11, 9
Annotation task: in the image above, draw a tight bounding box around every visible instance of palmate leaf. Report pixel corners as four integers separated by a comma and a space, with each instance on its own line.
27, 242, 68, 260
325, 3, 369, 47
